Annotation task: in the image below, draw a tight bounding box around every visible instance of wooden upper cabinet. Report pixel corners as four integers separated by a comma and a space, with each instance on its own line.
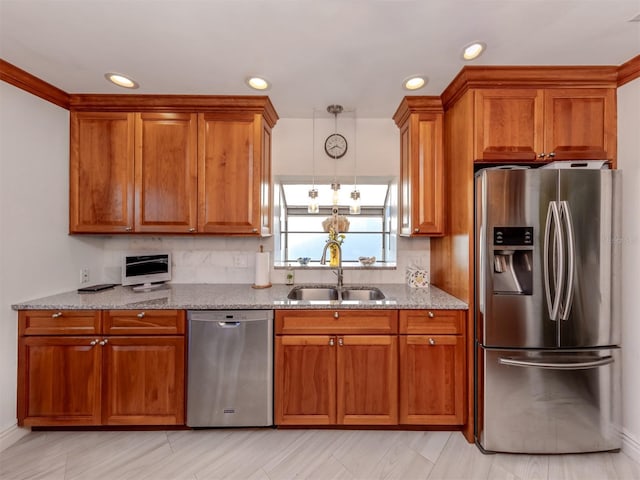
70, 112, 135, 233
543, 88, 616, 162
473, 88, 616, 163
393, 97, 445, 237
198, 113, 271, 235
134, 113, 197, 233
474, 89, 544, 161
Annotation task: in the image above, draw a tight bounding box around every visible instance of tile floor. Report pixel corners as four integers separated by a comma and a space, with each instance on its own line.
1, 429, 639, 480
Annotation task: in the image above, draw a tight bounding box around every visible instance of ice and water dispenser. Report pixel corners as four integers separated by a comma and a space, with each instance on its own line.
492, 226, 533, 295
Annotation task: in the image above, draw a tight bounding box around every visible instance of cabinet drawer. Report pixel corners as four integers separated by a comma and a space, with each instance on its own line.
103, 310, 185, 335
276, 310, 398, 335
399, 309, 464, 335
19, 310, 101, 336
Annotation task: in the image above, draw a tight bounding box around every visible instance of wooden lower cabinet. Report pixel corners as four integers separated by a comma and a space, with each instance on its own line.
17, 309, 185, 427
398, 309, 466, 425
275, 310, 398, 426
18, 336, 103, 426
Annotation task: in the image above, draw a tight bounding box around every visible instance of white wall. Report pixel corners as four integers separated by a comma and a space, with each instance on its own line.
0, 83, 105, 446
617, 77, 640, 461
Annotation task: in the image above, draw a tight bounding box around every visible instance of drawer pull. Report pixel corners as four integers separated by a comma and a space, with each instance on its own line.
427, 311, 435, 318
333, 312, 339, 319
51, 312, 63, 319
429, 337, 436, 346
99, 339, 108, 346
137, 312, 146, 318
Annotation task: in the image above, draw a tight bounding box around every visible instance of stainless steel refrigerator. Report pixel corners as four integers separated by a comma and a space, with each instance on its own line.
474, 162, 622, 454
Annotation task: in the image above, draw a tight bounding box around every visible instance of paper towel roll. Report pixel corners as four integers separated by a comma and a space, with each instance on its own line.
254, 251, 271, 287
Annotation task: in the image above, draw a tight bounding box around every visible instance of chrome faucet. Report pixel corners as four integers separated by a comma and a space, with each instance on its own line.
320, 239, 344, 288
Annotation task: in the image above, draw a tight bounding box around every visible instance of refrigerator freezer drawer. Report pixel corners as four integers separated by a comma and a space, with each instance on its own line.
477, 347, 621, 454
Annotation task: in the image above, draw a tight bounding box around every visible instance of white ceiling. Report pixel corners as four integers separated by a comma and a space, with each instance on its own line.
1, 0, 638, 118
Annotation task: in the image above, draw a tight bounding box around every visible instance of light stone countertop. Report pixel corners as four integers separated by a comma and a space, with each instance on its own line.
11, 283, 468, 311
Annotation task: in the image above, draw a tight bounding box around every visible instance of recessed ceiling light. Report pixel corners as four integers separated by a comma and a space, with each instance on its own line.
246, 76, 271, 91
403, 76, 427, 91
104, 72, 139, 89
462, 42, 486, 61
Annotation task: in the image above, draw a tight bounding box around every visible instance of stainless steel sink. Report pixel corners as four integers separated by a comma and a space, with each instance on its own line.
341, 287, 385, 300
287, 286, 339, 300
286, 286, 385, 301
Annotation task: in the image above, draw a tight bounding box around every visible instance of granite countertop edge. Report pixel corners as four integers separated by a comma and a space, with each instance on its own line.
11, 283, 468, 311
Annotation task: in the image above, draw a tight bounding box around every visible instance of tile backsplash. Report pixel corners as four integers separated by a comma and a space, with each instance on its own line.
102, 236, 430, 285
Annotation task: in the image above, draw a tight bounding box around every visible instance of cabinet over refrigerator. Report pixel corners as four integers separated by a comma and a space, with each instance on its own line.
474, 162, 622, 454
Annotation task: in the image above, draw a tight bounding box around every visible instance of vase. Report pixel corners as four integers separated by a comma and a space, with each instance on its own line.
329, 244, 340, 267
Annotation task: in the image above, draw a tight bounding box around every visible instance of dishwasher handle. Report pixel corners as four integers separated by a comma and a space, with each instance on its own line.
217, 321, 241, 328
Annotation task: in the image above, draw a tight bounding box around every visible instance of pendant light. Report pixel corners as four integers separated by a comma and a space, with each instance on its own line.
308, 109, 319, 213
350, 109, 361, 215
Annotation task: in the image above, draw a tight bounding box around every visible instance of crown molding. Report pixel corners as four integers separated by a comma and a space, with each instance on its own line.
617, 54, 640, 87
0, 59, 70, 108
392, 96, 443, 127
440, 65, 619, 110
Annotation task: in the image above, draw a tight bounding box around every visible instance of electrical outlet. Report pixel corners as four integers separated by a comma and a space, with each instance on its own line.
233, 255, 248, 268
80, 267, 90, 284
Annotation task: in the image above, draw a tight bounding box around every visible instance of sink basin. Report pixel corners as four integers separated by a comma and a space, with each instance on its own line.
341, 287, 385, 300
286, 286, 385, 301
287, 286, 339, 300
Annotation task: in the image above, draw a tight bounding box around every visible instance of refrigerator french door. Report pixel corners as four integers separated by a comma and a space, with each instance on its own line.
474, 165, 622, 454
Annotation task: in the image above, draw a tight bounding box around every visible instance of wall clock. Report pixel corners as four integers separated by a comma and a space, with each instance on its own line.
324, 133, 348, 159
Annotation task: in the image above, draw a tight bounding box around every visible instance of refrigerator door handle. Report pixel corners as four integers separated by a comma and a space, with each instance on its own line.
559, 201, 576, 321
543, 201, 563, 321
498, 355, 614, 370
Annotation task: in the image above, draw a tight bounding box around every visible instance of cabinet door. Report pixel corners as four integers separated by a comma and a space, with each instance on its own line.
543, 88, 616, 162
275, 335, 336, 425
102, 336, 185, 425
70, 112, 135, 233
474, 89, 544, 162
18, 336, 102, 426
198, 113, 262, 234
399, 335, 465, 425
134, 113, 198, 233
399, 113, 444, 235
337, 335, 398, 425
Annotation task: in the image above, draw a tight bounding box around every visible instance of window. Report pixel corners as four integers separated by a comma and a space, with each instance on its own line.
276, 179, 396, 265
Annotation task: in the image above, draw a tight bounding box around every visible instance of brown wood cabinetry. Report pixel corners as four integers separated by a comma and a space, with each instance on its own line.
69, 112, 135, 233
198, 113, 272, 235
393, 98, 445, 236
69, 96, 277, 235
275, 310, 398, 426
474, 88, 616, 163
399, 309, 465, 425
135, 112, 198, 233
17, 309, 185, 427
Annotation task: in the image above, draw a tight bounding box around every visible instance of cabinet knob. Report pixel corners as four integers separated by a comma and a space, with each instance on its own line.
414, 228, 420, 233
333, 312, 339, 319
125, 226, 132, 232
329, 337, 335, 346
428, 337, 436, 346
188, 227, 196, 233
51, 312, 63, 319
548, 152, 556, 158
99, 339, 109, 346
137, 312, 145, 318
252, 228, 258, 233
338, 338, 344, 347
90, 339, 99, 346
427, 311, 435, 318
537, 153, 546, 159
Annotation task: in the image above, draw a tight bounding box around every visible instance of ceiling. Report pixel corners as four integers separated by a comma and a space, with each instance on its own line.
1, 0, 638, 118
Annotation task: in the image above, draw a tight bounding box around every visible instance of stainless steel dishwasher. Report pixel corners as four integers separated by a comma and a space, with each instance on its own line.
187, 310, 273, 427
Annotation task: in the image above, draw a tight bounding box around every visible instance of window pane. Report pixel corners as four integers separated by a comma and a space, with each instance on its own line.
287, 233, 329, 261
